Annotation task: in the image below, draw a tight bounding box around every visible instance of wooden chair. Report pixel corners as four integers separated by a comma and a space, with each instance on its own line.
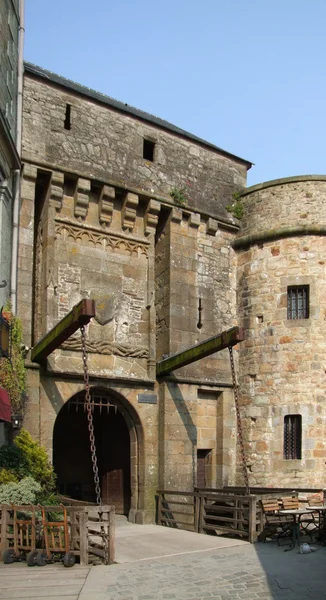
259, 498, 292, 543
280, 496, 299, 510
308, 498, 324, 535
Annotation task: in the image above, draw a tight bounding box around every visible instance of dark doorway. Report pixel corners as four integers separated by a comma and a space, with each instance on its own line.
53, 390, 131, 515
197, 449, 211, 488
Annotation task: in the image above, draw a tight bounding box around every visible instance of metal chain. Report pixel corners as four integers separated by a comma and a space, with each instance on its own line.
228, 346, 250, 494
80, 325, 109, 564
192, 442, 196, 490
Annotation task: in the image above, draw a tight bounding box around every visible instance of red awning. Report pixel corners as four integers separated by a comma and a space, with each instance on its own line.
0, 387, 11, 422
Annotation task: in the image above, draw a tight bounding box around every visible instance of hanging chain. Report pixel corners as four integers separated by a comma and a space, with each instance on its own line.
80, 325, 109, 565
228, 346, 250, 494
192, 442, 196, 490
81, 325, 102, 506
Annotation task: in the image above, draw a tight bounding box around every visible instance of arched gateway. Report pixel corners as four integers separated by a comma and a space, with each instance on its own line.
53, 387, 142, 516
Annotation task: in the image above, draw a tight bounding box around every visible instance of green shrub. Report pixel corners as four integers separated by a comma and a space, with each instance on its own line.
0, 476, 41, 504
0, 468, 18, 484
0, 444, 29, 479
14, 429, 56, 493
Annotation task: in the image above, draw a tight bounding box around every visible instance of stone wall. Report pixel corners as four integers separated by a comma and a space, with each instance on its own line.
17, 69, 252, 519
22, 71, 248, 221
235, 177, 326, 487
0, 0, 19, 141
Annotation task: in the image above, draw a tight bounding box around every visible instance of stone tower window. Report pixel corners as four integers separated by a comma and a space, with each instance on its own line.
287, 286, 309, 320
143, 139, 155, 161
284, 414, 302, 459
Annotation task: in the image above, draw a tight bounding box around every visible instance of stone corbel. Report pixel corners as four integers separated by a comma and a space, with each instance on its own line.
48, 171, 64, 211
171, 207, 182, 223
206, 217, 218, 235
74, 177, 91, 220
99, 185, 115, 228
189, 212, 200, 228
122, 192, 139, 231
144, 199, 160, 235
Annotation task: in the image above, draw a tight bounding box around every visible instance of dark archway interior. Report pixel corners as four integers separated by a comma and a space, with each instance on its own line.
53, 391, 131, 515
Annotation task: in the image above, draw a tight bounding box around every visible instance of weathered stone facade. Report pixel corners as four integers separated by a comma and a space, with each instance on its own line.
0, 0, 20, 306
235, 176, 326, 487
17, 63, 326, 522
18, 64, 250, 522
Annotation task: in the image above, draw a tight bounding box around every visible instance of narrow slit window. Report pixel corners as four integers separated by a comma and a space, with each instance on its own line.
64, 104, 71, 130
287, 286, 309, 320
284, 414, 302, 459
143, 139, 155, 161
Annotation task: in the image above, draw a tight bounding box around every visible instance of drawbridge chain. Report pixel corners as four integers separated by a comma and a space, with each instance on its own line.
80, 325, 109, 564
228, 346, 250, 494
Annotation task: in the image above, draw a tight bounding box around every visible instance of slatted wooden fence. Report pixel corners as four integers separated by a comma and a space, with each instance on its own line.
157, 490, 261, 542
0, 504, 115, 566
157, 487, 326, 543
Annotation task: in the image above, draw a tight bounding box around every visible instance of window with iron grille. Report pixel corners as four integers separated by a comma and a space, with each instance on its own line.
287, 286, 309, 320
284, 414, 302, 459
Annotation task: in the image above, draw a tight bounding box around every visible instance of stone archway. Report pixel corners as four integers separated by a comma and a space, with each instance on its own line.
53, 387, 143, 518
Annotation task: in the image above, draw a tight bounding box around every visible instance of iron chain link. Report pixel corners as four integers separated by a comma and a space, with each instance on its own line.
228, 346, 250, 494
80, 325, 108, 564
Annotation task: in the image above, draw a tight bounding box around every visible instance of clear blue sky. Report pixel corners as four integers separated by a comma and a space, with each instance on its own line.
24, 0, 326, 186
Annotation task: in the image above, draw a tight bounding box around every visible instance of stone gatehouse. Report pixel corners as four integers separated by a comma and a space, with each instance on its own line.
17, 63, 326, 522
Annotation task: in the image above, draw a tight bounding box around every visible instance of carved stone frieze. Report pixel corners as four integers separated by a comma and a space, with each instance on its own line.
61, 337, 149, 358
48, 171, 64, 211
74, 177, 91, 220
99, 185, 115, 227
122, 192, 139, 231
55, 219, 149, 256
144, 199, 160, 236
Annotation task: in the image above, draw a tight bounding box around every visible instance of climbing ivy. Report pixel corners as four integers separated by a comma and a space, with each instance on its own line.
0, 301, 26, 415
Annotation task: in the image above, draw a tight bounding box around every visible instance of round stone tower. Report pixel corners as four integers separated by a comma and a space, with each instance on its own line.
233, 175, 326, 487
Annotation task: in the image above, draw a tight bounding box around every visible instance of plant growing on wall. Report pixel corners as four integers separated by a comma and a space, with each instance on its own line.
226, 191, 244, 219
170, 187, 188, 207
0, 301, 26, 415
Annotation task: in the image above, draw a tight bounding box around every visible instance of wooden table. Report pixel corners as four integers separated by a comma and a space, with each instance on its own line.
278, 509, 315, 551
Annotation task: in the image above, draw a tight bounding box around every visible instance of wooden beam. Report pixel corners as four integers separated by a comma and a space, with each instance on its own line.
156, 326, 244, 376
31, 299, 96, 363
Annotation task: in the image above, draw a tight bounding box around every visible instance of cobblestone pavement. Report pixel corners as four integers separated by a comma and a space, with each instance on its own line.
80, 542, 326, 600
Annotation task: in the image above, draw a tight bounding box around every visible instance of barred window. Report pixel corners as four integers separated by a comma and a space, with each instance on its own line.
287, 286, 309, 320
284, 414, 302, 459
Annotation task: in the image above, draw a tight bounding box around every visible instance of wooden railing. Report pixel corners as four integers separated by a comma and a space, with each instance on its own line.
157, 490, 261, 543
0, 503, 115, 565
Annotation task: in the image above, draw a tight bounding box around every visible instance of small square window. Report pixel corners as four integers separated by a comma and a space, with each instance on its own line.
143, 139, 155, 161
284, 414, 302, 459
287, 285, 309, 320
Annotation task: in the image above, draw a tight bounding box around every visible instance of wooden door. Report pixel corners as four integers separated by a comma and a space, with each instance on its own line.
102, 469, 124, 513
